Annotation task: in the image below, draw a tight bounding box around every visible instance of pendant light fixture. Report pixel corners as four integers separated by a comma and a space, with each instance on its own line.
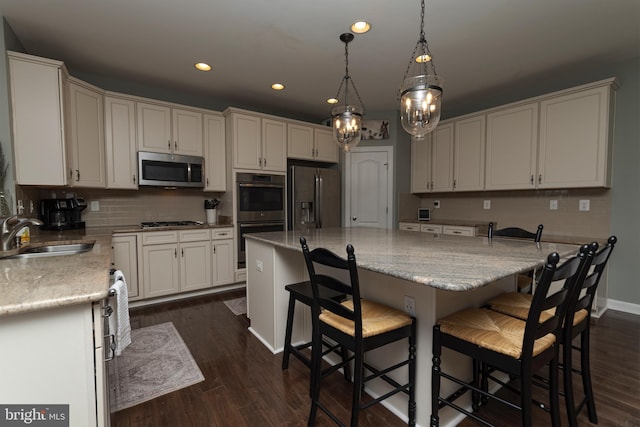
331, 32, 366, 152
399, 0, 443, 140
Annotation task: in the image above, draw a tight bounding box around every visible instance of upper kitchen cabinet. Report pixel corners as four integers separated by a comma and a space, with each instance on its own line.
65, 78, 106, 188
485, 102, 539, 190
137, 102, 203, 156
225, 109, 286, 172
537, 82, 615, 189
104, 94, 138, 189
287, 123, 339, 163
8, 51, 69, 186
411, 123, 454, 193
453, 114, 485, 191
203, 113, 226, 191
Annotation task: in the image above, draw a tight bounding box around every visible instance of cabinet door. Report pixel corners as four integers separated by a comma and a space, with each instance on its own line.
443, 225, 476, 236
232, 113, 262, 169
112, 234, 140, 299
172, 108, 203, 156
411, 138, 431, 193
538, 85, 612, 188
67, 80, 106, 187
454, 115, 485, 191
314, 127, 339, 163
399, 222, 420, 231
142, 243, 180, 298
262, 118, 286, 172
486, 103, 538, 190
9, 54, 67, 186
105, 96, 138, 189
212, 239, 234, 286
204, 114, 226, 191
431, 123, 454, 192
137, 102, 172, 153
180, 240, 212, 292
287, 123, 314, 160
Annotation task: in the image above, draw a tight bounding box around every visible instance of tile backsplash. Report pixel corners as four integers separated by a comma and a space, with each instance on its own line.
399, 188, 611, 239
17, 186, 226, 228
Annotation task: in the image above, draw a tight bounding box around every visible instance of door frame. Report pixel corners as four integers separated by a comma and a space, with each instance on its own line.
343, 146, 394, 229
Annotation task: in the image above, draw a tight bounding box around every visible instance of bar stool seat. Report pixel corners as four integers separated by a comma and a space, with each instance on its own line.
281, 281, 346, 371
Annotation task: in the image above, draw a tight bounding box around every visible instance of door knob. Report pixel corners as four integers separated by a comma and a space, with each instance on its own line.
352, 216, 357, 221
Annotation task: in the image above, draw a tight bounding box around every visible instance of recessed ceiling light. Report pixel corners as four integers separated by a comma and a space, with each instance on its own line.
351, 21, 371, 34
195, 62, 212, 71
271, 83, 285, 90
326, 98, 339, 104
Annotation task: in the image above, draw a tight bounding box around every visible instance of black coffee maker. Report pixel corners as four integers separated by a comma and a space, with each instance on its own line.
39, 198, 87, 230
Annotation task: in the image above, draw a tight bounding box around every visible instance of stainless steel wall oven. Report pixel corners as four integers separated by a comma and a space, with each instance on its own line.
236, 173, 285, 268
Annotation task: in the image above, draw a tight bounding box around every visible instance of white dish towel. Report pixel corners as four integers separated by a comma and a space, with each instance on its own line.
109, 271, 132, 356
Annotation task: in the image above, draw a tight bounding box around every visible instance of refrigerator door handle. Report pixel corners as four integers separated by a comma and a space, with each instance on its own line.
315, 170, 322, 229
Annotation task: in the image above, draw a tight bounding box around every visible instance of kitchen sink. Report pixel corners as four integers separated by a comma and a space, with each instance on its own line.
10, 241, 95, 259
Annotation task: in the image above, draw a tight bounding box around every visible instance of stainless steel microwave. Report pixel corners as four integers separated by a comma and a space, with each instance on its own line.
138, 151, 204, 188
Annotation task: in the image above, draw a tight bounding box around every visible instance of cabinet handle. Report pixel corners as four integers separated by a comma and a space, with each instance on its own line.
258, 158, 262, 167
76, 170, 80, 181
168, 140, 171, 150
213, 245, 216, 254
133, 174, 136, 184
181, 248, 184, 257
174, 141, 178, 151
69, 169, 73, 178
538, 174, 542, 184
174, 248, 177, 258
206, 178, 209, 186
453, 179, 457, 189
263, 157, 267, 166
530, 175, 534, 185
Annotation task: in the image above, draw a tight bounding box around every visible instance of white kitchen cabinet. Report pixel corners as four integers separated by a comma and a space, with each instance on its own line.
8, 51, 68, 186
287, 123, 339, 163
421, 224, 443, 234
180, 239, 212, 292
104, 95, 138, 189
66, 78, 106, 188
111, 234, 140, 299
226, 110, 286, 172
212, 228, 234, 287
399, 222, 421, 231
137, 102, 203, 156
485, 103, 539, 190
142, 242, 180, 298
203, 113, 226, 191
453, 114, 485, 191
0, 302, 109, 427
410, 123, 454, 193
538, 84, 614, 188
443, 225, 476, 236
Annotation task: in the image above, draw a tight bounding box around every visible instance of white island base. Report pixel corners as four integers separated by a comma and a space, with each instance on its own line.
246, 237, 515, 427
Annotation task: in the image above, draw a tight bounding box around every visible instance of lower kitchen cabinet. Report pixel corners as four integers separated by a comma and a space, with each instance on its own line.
142, 242, 180, 298
399, 221, 478, 236
180, 240, 212, 292
111, 234, 140, 299
212, 228, 233, 287
0, 302, 109, 427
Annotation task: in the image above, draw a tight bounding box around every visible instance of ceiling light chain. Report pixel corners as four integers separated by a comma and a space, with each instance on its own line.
399, 0, 444, 140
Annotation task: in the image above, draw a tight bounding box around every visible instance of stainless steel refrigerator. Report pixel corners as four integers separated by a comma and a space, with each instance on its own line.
288, 165, 341, 232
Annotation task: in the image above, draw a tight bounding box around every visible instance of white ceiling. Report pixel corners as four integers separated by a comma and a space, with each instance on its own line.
1, 0, 639, 121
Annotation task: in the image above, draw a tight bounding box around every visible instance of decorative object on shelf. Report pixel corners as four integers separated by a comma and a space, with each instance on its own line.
399, 0, 444, 140
0, 143, 11, 217
330, 32, 366, 152
362, 119, 390, 140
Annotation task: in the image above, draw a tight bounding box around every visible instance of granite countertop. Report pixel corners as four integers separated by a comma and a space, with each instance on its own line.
245, 227, 581, 292
399, 219, 492, 227
112, 222, 233, 234
0, 228, 113, 317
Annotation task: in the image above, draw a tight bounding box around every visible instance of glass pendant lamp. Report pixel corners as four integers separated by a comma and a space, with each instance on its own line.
331, 33, 366, 152
400, 0, 443, 140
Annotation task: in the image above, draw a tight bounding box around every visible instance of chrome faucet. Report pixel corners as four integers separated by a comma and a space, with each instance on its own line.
0, 215, 44, 252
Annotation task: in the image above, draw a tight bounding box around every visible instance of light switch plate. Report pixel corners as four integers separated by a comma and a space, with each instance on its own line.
483, 200, 491, 210
550, 200, 558, 210
579, 200, 590, 211
90, 201, 100, 211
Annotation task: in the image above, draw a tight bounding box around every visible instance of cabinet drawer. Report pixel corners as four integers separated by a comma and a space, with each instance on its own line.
399, 222, 420, 232
421, 224, 443, 234
179, 229, 210, 242
212, 228, 233, 240
141, 231, 179, 245
443, 226, 475, 237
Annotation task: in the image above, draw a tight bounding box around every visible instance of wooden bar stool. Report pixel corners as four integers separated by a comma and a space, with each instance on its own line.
281, 281, 348, 376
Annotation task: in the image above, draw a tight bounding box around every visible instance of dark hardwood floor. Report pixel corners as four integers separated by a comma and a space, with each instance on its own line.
111, 291, 639, 426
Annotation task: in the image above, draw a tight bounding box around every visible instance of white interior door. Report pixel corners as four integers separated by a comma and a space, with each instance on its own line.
344, 147, 393, 229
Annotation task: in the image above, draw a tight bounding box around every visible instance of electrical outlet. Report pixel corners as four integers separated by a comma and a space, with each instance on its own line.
483, 200, 491, 210
404, 295, 416, 316
579, 199, 590, 212
550, 200, 558, 210
256, 260, 264, 272
90, 201, 100, 211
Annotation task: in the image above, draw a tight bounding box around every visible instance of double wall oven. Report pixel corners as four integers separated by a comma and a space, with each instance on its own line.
236, 173, 285, 269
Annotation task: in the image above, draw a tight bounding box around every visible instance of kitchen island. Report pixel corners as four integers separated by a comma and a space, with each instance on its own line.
0, 228, 113, 427
245, 227, 580, 427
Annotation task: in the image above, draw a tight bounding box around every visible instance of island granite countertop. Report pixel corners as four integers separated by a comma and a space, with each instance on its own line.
245, 227, 581, 292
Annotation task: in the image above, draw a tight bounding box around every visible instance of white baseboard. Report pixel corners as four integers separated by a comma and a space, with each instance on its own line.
606, 298, 640, 315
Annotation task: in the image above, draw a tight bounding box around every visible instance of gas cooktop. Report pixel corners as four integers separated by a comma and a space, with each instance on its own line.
140, 221, 203, 229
